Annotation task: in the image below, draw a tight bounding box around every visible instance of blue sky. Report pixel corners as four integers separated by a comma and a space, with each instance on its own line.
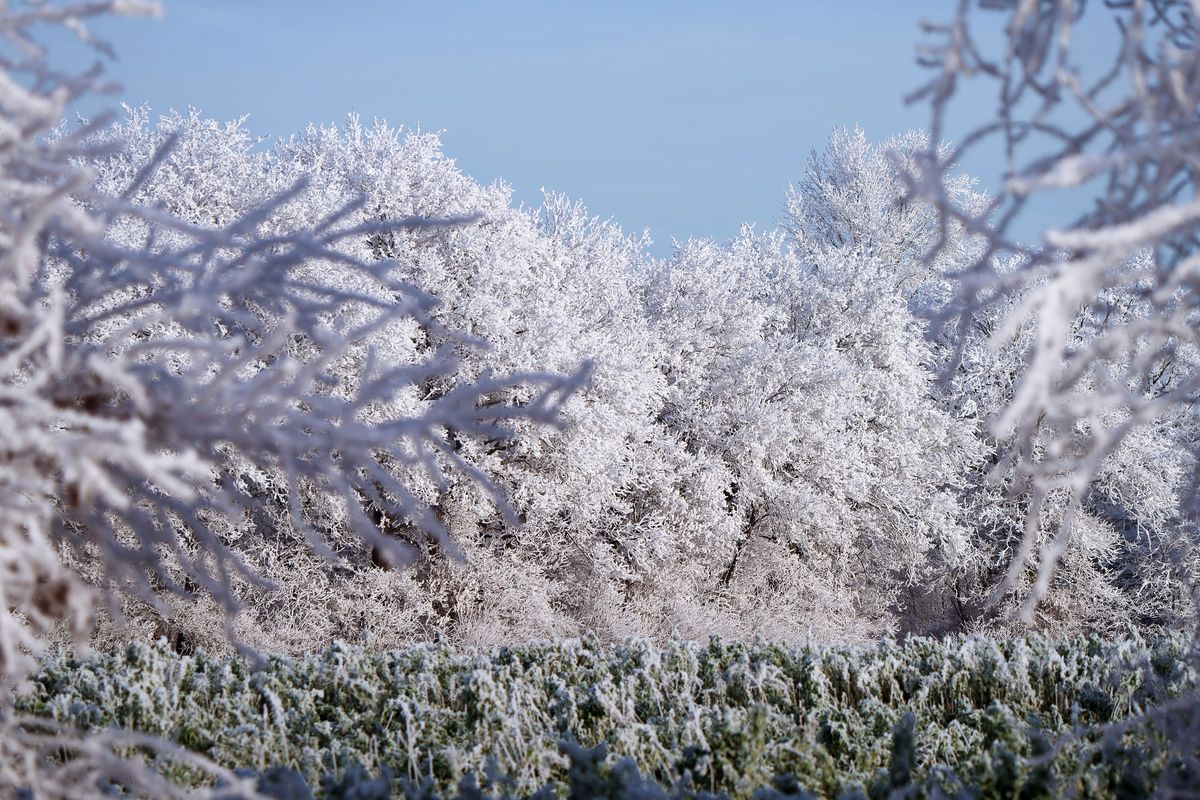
68, 2, 1001, 257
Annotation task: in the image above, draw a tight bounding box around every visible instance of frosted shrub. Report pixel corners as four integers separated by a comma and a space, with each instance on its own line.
20, 634, 1196, 798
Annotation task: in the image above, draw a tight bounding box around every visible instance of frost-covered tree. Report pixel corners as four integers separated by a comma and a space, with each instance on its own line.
907, 3, 1200, 791
908, 0, 1200, 627
947, 266, 1200, 634
645, 223, 983, 639
787, 127, 986, 314
0, 0, 582, 695
76, 105, 1200, 650
80, 111, 995, 647
21, 0, 1196, 674
78, 110, 732, 649
792, 123, 1197, 634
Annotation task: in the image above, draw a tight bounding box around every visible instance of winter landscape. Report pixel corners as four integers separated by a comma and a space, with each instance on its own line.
2, 1, 1199, 797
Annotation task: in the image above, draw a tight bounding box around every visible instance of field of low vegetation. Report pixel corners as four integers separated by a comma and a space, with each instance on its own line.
16, 634, 1196, 798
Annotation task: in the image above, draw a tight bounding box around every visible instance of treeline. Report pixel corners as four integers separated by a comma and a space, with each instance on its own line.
80, 110, 1199, 652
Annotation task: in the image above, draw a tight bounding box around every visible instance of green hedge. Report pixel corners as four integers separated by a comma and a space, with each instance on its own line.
15, 633, 1198, 798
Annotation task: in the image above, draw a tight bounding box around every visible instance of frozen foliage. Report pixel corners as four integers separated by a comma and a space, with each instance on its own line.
0, 1, 585, 794
19, 633, 1199, 798
780, 125, 1195, 635
57, 104, 1197, 653
644, 225, 979, 637
0, 1, 581, 681
785, 128, 986, 313
82, 114, 981, 646
907, 0, 1200, 623
7, 0, 1199, 708
9, 3, 1185, 659
903, 2, 1200, 794
78, 110, 693, 649
6, 0, 1200, 794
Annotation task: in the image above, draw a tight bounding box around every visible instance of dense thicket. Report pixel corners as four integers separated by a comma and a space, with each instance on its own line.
74, 111, 1196, 652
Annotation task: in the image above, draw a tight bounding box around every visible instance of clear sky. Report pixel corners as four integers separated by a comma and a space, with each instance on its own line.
66, 2, 997, 257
